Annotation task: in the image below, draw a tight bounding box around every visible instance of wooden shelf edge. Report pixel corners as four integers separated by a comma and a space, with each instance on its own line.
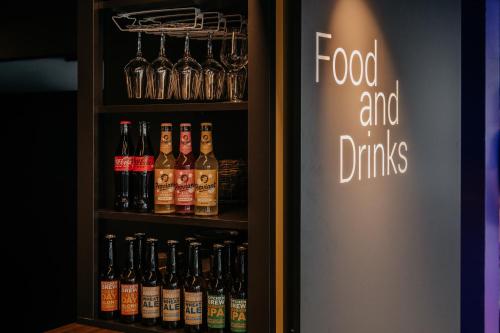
78, 317, 184, 333
96, 209, 248, 230
97, 102, 248, 114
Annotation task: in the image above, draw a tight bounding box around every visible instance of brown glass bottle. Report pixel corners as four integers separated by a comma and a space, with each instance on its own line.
154, 123, 176, 213
141, 238, 161, 326
114, 121, 134, 211
133, 121, 155, 212
230, 246, 247, 333
175, 123, 196, 214
120, 236, 140, 324
207, 244, 226, 333
99, 234, 119, 320
195, 122, 218, 216
162, 240, 182, 329
184, 242, 205, 333
223, 240, 235, 330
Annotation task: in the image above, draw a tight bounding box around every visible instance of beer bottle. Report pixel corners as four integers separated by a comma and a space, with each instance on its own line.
154, 123, 176, 213
207, 244, 226, 332
141, 238, 161, 326
120, 236, 140, 323
133, 121, 155, 212
184, 242, 205, 333
99, 234, 119, 320
114, 121, 134, 211
223, 240, 235, 330
230, 246, 247, 333
162, 240, 182, 329
175, 123, 196, 214
195, 122, 218, 216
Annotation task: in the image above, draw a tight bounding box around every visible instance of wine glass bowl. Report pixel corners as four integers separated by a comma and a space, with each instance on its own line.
172, 34, 203, 101
124, 32, 153, 99
202, 33, 226, 101
220, 30, 248, 102
150, 33, 175, 100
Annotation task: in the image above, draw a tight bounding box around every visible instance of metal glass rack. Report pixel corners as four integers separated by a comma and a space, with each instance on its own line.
112, 7, 247, 39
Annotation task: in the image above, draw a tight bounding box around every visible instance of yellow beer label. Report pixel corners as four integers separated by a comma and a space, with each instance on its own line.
200, 130, 213, 154
141, 286, 161, 319
162, 289, 181, 322
195, 169, 218, 207
155, 168, 175, 205
207, 294, 225, 328
184, 291, 203, 325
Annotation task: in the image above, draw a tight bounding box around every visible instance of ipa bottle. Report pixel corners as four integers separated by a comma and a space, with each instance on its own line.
175, 123, 196, 214
195, 122, 218, 216
207, 244, 226, 332
141, 238, 161, 326
99, 234, 119, 320
184, 242, 205, 333
230, 246, 247, 333
133, 121, 155, 212
120, 236, 140, 323
223, 240, 235, 330
162, 240, 182, 329
114, 121, 134, 211
154, 123, 176, 213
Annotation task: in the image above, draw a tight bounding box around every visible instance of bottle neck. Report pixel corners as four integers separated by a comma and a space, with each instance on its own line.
191, 247, 200, 276
146, 242, 158, 271
104, 239, 115, 268
160, 129, 173, 155
120, 125, 130, 136
179, 130, 192, 155
237, 252, 246, 281
213, 250, 223, 278
200, 130, 213, 155
136, 238, 144, 271
207, 33, 214, 59
168, 245, 177, 274
127, 241, 135, 270
186, 244, 193, 275
137, 32, 143, 57
224, 245, 233, 275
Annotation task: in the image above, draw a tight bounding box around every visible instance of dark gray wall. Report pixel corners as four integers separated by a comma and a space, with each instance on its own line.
300, 0, 461, 332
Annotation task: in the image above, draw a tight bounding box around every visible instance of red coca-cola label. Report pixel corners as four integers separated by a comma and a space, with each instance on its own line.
114, 156, 133, 172
133, 156, 154, 172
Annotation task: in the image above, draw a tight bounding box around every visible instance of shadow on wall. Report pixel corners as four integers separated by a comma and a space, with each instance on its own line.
0, 58, 77, 332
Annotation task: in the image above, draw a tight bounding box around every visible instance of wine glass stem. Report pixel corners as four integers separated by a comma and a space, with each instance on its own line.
137, 32, 142, 57
160, 33, 165, 57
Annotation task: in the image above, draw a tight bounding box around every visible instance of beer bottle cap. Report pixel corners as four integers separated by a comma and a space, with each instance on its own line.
213, 243, 224, 250
190, 242, 202, 248
120, 120, 131, 125
125, 236, 136, 241
167, 240, 179, 246
180, 123, 191, 127
146, 237, 159, 243
161, 122, 172, 127
134, 232, 146, 238
201, 122, 212, 127
104, 234, 116, 239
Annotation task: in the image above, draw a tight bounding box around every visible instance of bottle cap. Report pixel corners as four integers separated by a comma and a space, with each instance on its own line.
120, 120, 131, 125
161, 122, 172, 127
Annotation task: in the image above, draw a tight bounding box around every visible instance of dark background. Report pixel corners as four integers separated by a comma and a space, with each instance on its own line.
1, 2, 77, 332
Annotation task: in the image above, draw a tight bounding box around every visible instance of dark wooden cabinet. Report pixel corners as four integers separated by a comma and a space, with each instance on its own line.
77, 1, 275, 332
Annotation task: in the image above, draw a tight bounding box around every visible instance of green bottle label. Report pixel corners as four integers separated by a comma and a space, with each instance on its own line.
230, 298, 247, 332
207, 295, 225, 328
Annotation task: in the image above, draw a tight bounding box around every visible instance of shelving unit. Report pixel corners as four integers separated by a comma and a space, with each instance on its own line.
97, 102, 247, 114
77, 1, 274, 333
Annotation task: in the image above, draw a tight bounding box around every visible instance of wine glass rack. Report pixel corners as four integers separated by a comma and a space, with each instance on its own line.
112, 7, 247, 39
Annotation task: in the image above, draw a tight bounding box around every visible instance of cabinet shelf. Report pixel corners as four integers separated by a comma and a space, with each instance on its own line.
96, 207, 248, 230
79, 318, 184, 333
98, 102, 248, 114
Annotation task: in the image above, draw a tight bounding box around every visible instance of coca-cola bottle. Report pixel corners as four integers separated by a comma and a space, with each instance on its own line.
175, 123, 196, 215
133, 121, 155, 212
114, 120, 134, 211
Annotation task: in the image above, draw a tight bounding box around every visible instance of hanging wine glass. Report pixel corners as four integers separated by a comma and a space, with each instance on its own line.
150, 32, 174, 100
220, 29, 248, 102
172, 33, 203, 101
202, 33, 225, 101
124, 32, 152, 99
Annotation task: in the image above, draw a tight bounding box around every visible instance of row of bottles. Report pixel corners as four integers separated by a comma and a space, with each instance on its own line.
100, 234, 247, 332
114, 121, 218, 216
